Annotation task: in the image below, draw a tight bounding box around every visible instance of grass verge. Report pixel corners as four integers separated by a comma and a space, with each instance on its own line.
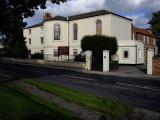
0, 83, 81, 120
24, 79, 133, 119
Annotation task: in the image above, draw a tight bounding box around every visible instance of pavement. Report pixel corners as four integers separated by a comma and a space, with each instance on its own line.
0, 61, 160, 112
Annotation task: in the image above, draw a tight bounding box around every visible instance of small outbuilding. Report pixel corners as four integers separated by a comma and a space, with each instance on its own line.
117, 40, 144, 64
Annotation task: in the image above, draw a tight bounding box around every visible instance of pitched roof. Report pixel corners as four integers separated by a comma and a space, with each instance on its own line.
25, 16, 67, 29
45, 16, 67, 21
25, 10, 132, 29
132, 25, 155, 37
25, 22, 43, 29
68, 10, 132, 21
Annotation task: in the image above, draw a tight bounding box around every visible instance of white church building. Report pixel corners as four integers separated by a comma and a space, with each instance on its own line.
23, 10, 144, 64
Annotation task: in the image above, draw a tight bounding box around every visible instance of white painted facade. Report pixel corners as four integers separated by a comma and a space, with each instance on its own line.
117, 40, 144, 64
23, 10, 144, 64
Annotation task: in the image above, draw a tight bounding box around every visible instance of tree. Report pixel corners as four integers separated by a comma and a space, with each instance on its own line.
0, 0, 66, 58
149, 11, 160, 53
81, 35, 118, 70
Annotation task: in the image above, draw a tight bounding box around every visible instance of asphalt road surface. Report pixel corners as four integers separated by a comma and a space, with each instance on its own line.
0, 61, 160, 112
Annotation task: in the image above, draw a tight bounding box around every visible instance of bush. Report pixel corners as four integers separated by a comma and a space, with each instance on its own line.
155, 53, 160, 57
81, 35, 118, 56
7, 39, 29, 58
74, 52, 86, 62
81, 35, 118, 70
31, 53, 44, 59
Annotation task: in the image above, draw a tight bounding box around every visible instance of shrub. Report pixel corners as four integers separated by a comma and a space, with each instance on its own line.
7, 39, 29, 58
74, 52, 86, 62
155, 53, 160, 57
81, 35, 118, 56
31, 53, 44, 59
81, 35, 118, 70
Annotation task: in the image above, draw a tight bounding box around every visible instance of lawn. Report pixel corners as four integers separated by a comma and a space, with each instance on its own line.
0, 83, 81, 120
24, 79, 133, 119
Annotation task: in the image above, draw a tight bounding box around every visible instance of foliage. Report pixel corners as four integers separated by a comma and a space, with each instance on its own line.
81, 35, 118, 70
31, 53, 44, 59
155, 53, 160, 57
24, 79, 133, 119
74, 53, 86, 62
0, 83, 80, 120
7, 39, 29, 58
81, 35, 118, 55
149, 11, 160, 52
0, 0, 66, 58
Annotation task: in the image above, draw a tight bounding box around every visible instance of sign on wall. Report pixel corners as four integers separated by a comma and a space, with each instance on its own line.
58, 46, 69, 55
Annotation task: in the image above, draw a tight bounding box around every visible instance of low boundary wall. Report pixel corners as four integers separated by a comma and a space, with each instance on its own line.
0, 58, 86, 69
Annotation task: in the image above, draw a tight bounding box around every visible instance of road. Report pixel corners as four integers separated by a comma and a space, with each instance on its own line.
0, 61, 160, 112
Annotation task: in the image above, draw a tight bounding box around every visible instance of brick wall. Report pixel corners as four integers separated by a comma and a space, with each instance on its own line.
153, 57, 160, 75
132, 26, 157, 64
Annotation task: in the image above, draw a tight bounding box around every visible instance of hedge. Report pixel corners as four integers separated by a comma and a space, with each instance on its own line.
81, 35, 118, 55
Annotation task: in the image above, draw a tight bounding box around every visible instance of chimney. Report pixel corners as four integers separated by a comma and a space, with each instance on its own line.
44, 12, 53, 21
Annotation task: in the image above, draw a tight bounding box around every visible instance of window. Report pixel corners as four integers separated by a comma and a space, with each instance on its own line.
40, 50, 44, 54
53, 49, 58, 57
28, 38, 31, 45
73, 49, 78, 56
29, 29, 31, 34
96, 19, 102, 35
123, 50, 129, 59
54, 24, 60, 40
73, 23, 78, 40
40, 37, 44, 44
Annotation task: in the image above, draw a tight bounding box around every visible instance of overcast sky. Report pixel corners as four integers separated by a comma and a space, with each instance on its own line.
26, 0, 160, 28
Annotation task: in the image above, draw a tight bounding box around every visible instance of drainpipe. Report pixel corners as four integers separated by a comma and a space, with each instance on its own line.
67, 17, 70, 61
135, 45, 137, 64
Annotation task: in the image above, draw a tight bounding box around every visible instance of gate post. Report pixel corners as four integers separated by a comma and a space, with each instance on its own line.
85, 50, 92, 71
103, 50, 110, 72
147, 49, 154, 75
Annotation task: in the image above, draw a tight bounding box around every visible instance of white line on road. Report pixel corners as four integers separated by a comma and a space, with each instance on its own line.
116, 82, 160, 92
60, 75, 97, 82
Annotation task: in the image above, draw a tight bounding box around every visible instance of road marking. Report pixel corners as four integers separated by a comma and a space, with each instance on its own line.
60, 75, 97, 82
116, 82, 160, 92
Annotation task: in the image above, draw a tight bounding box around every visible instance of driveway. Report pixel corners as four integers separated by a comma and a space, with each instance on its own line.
111, 64, 146, 74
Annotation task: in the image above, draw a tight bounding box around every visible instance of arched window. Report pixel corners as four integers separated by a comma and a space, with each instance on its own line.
73, 23, 78, 40
96, 19, 102, 35
54, 24, 60, 40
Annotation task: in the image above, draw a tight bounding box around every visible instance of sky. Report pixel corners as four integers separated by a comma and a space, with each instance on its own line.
26, 0, 160, 28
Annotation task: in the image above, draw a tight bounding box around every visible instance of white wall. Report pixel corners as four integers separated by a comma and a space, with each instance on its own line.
111, 14, 132, 40
136, 41, 144, 64
68, 14, 111, 56
117, 46, 136, 64
43, 20, 68, 60
23, 27, 44, 54
117, 40, 144, 64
